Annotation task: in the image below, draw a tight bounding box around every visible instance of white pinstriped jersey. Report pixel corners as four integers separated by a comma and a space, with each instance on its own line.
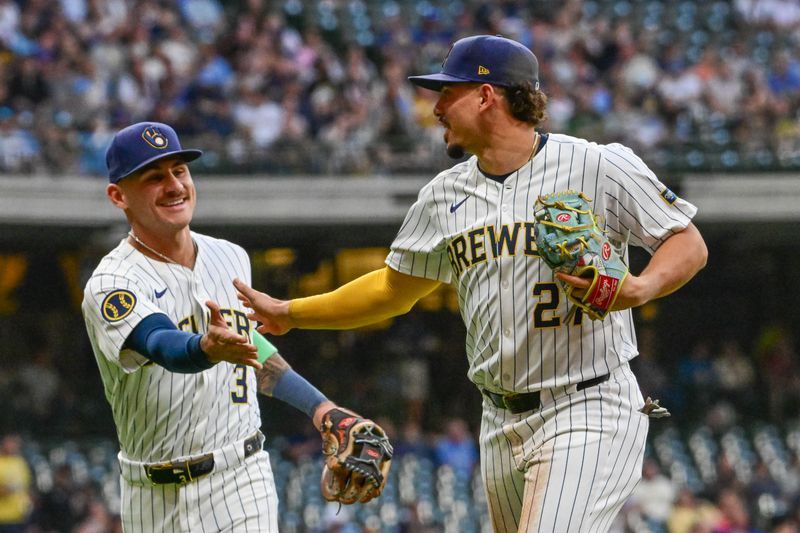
387, 133, 697, 394
82, 232, 261, 463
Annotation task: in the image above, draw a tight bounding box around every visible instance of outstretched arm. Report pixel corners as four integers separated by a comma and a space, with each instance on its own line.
124, 300, 261, 372
558, 222, 708, 311
234, 266, 441, 334
252, 350, 335, 427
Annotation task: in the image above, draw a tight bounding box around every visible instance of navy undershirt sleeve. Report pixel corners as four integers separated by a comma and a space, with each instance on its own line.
124, 313, 214, 373
272, 369, 328, 418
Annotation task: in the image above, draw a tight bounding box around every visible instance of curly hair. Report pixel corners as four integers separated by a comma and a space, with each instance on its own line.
501, 82, 548, 127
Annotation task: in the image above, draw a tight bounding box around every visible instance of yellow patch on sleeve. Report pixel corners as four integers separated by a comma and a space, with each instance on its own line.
102, 290, 137, 322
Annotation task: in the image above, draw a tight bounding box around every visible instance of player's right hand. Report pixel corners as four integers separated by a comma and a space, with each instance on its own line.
201, 300, 262, 369
232, 279, 294, 335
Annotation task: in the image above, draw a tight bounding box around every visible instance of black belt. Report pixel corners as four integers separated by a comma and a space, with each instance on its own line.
144, 433, 261, 485
483, 374, 610, 414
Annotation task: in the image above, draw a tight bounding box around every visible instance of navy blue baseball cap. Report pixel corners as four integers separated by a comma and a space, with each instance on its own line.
106, 122, 203, 183
409, 35, 539, 92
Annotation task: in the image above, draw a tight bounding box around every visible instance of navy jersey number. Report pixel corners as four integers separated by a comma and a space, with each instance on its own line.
533, 283, 583, 328
231, 364, 248, 403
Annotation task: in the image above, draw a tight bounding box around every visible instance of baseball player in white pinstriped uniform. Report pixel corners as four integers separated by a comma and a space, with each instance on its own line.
83, 122, 364, 532
84, 231, 277, 532
235, 35, 708, 532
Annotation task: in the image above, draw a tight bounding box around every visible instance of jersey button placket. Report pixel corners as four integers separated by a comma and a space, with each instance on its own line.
497, 185, 516, 390
190, 271, 208, 327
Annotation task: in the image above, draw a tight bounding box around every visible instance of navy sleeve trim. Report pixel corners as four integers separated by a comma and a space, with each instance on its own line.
124, 313, 213, 373
272, 369, 328, 418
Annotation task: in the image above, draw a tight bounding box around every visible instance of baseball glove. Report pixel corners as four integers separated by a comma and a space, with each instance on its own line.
318, 407, 393, 504
534, 190, 629, 321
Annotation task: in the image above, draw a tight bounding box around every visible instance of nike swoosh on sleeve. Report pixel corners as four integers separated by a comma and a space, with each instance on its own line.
450, 196, 470, 213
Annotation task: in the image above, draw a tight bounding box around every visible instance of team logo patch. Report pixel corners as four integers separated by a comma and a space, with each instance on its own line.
477, 65, 490, 75
601, 242, 612, 260
102, 290, 137, 322
142, 126, 169, 150
556, 213, 571, 222
660, 188, 678, 205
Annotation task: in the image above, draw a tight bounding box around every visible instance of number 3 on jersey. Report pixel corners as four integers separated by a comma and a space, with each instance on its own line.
231, 364, 248, 403
532, 282, 583, 328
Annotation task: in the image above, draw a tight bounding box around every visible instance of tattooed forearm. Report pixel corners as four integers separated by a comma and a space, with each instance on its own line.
255, 353, 291, 396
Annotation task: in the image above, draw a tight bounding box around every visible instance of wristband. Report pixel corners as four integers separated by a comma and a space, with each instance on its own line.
253, 330, 278, 363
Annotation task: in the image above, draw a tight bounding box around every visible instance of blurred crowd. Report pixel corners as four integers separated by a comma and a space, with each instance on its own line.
1, 0, 800, 176
0, 434, 119, 533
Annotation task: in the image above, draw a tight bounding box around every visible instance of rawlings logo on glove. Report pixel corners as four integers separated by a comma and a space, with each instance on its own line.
318, 408, 393, 504
534, 190, 629, 321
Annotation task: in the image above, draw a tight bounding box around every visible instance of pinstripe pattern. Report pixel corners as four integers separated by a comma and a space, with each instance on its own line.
387, 134, 696, 391
83, 231, 277, 531
386, 133, 696, 531
121, 452, 278, 532
481, 363, 648, 532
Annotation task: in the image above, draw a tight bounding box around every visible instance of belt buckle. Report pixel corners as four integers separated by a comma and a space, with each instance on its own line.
503, 392, 523, 409
144, 460, 192, 486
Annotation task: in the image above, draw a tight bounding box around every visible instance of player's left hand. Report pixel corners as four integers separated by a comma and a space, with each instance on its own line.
534, 191, 630, 320
555, 272, 652, 312
316, 406, 393, 504
201, 300, 262, 369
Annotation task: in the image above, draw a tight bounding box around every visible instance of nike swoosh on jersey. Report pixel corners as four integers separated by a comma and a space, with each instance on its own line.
155, 288, 168, 298
450, 196, 470, 213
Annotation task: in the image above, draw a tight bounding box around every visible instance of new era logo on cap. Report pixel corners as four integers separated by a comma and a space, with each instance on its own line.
106, 122, 202, 183
408, 35, 539, 92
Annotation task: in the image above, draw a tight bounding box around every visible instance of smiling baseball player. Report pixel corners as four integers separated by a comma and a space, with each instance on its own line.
82, 122, 392, 532
235, 35, 707, 532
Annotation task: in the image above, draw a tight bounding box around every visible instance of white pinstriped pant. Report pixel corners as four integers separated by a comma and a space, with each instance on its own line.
479, 363, 649, 533
120, 451, 278, 532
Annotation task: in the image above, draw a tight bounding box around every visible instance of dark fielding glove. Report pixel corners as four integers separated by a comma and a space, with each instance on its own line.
534, 190, 629, 320
318, 407, 393, 504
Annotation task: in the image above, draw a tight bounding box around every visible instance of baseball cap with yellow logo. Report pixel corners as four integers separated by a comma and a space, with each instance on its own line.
106, 122, 203, 183
408, 35, 539, 92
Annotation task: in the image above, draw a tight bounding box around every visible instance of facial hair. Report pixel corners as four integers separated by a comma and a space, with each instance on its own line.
446, 144, 466, 159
